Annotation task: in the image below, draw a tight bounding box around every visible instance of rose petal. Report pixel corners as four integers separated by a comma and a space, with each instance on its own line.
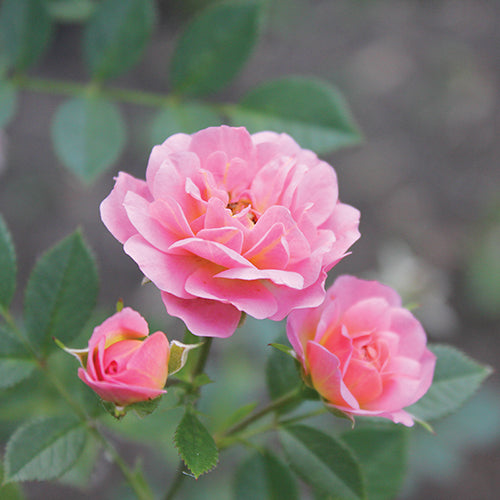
185, 267, 278, 319
161, 292, 241, 338
100, 172, 151, 244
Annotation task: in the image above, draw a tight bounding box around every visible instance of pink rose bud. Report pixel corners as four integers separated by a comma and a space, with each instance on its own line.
287, 275, 436, 426
100, 126, 360, 338
77, 307, 170, 407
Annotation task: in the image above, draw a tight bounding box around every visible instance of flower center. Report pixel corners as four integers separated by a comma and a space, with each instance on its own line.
106, 360, 119, 375
227, 198, 258, 224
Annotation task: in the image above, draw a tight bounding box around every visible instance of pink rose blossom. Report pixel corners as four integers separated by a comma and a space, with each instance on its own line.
101, 126, 360, 338
78, 307, 169, 406
287, 275, 436, 426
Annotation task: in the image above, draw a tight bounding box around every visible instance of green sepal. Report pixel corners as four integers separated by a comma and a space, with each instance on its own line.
168, 340, 203, 376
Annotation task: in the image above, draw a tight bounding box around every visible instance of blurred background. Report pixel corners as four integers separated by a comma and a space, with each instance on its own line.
0, 0, 499, 498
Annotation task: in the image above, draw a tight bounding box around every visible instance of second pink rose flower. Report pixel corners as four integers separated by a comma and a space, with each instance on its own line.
287, 275, 436, 426
101, 126, 360, 337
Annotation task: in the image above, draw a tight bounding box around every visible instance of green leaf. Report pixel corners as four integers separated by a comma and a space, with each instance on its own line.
174, 410, 218, 479
341, 425, 408, 500
0, 462, 24, 499
0, 80, 17, 128
408, 344, 492, 422
228, 77, 362, 154
266, 339, 302, 413
4, 415, 87, 483
0, 325, 35, 391
23, 230, 99, 355
279, 425, 365, 500
233, 449, 299, 500
58, 434, 100, 489
83, 0, 155, 80
0, 215, 16, 309
0, 359, 36, 390
170, 2, 261, 96
0, 0, 54, 71
129, 397, 162, 418
51, 96, 126, 183
150, 102, 222, 146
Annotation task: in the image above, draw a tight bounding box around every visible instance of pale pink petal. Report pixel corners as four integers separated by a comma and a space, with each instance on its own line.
167, 237, 252, 269
321, 203, 361, 266
123, 192, 176, 252
161, 292, 241, 338
100, 172, 151, 244
251, 156, 294, 213
184, 267, 278, 319
124, 235, 199, 298
342, 298, 392, 337
88, 307, 149, 346
294, 162, 339, 226
269, 276, 327, 321
224, 158, 253, 197
389, 308, 427, 358
189, 126, 255, 169
149, 197, 195, 239
215, 267, 304, 289
331, 275, 402, 312
244, 223, 290, 270
197, 227, 244, 254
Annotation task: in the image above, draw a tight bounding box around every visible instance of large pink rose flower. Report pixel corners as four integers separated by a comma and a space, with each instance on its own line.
78, 307, 170, 407
101, 126, 360, 337
287, 275, 436, 426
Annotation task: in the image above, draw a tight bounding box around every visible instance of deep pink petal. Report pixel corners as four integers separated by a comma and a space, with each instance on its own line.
343, 358, 383, 406
115, 331, 169, 388
306, 341, 359, 409
78, 368, 165, 406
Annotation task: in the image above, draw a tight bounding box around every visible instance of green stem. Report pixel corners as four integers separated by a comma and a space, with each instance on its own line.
9, 74, 220, 110
164, 462, 190, 500
217, 388, 303, 445
164, 335, 214, 500
191, 337, 212, 382
91, 428, 153, 500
